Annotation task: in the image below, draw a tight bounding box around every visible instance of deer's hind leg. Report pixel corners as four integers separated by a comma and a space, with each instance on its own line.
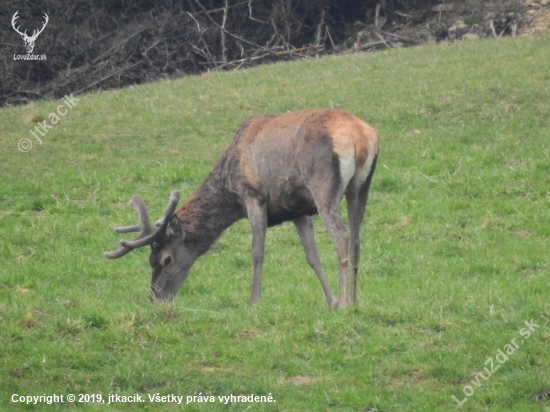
346, 154, 378, 304
293, 215, 338, 308
307, 176, 351, 308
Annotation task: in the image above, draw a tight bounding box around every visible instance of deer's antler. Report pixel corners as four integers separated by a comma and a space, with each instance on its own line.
11, 11, 27, 37
11, 11, 48, 40
104, 190, 180, 259
29, 13, 49, 41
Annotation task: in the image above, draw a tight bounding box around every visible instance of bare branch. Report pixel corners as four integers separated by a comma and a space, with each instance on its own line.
314, 10, 325, 48
248, 0, 268, 24
381, 31, 423, 44
186, 11, 217, 67
191, 0, 249, 17
375, 32, 392, 49
74, 61, 142, 95
91, 27, 154, 65
193, 0, 264, 49
489, 20, 498, 38
325, 26, 335, 49
221, 0, 229, 64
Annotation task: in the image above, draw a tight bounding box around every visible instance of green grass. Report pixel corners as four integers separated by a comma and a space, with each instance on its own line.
1, 36, 549, 411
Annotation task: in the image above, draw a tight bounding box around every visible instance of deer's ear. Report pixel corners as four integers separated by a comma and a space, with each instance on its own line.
169, 215, 184, 238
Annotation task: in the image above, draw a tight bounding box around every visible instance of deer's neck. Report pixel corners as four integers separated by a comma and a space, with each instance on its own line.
175, 170, 244, 256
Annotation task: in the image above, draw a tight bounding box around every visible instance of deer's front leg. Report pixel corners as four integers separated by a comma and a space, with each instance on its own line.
244, 197, 268, 305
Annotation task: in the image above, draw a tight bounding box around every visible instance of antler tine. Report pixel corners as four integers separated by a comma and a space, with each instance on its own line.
28, 13, 49, 40
11, 11, 26, 36
117, 195, 160, 249
104, 194, 159, 259
103, 245, 134, 260
154, 190, 181, 229
114, 195, 153, 234
37, 13, 48, 35
104, 191, 181, 259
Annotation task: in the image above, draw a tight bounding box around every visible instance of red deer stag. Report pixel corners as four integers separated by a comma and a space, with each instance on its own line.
104, 109, 378, 308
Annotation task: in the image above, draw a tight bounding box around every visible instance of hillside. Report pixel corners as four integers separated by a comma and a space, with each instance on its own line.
1, 35, 550, 411
3, 0, 549, 106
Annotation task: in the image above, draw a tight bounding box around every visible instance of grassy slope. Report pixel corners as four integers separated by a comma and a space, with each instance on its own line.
1, 36, 549, 411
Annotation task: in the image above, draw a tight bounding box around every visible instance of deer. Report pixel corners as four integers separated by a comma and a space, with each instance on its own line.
11, 11, 49, 54
104, 109, 378, 308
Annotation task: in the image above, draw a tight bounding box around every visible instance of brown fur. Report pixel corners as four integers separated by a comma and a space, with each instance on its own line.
105, 108, 379, 308
241, 109, 378, 169
325, 110, 377, 167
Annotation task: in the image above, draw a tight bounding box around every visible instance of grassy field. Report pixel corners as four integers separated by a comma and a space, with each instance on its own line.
1, 35, 549, 411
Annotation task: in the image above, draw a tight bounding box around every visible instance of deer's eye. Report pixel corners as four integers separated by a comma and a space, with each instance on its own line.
163, 256, 172, 266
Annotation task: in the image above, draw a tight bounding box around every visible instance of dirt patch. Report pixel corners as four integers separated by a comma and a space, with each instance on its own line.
199, 366, 234, 373
523, 0, 550, 35
288, 376, 320, 385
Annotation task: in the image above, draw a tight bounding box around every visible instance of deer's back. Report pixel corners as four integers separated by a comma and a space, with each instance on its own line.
222, 109, 378, 225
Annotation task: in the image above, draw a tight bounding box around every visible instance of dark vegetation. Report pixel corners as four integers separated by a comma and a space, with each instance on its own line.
1, 0, 439, 106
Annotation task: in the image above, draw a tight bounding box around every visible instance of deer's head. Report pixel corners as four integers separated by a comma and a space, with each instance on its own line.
104, 191, 195, 300
12, 11, 49, 54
